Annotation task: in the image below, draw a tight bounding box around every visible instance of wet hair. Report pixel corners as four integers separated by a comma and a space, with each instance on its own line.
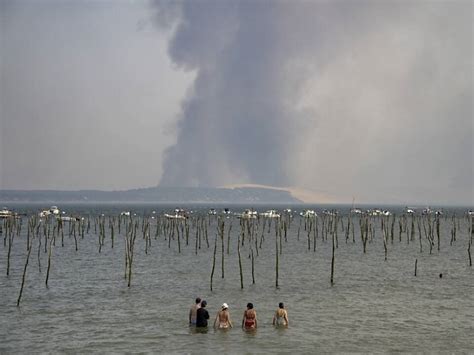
196, 297, 201, 304
201, 300, 207, 307
279, 302, 284, 309
247, 303, 254, 309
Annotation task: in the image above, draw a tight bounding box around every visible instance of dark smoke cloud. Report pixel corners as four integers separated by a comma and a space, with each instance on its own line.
154, 0, 472, 204
156, 1, 294, 187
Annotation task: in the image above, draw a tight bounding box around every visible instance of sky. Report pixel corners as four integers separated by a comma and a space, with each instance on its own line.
1, 0, 472, 205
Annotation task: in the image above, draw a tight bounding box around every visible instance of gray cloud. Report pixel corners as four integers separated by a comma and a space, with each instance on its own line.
155, 0, 473, 205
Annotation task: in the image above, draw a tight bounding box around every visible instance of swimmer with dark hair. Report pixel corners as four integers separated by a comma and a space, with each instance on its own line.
272, 302, 289, 327
189, 297, 201, 325
242, 303, 257, 330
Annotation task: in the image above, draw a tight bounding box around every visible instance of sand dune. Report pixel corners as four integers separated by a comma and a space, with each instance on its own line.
220, 184, 346, 204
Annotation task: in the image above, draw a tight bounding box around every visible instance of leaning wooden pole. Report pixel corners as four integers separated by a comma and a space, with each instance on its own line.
45, 234, 54, 287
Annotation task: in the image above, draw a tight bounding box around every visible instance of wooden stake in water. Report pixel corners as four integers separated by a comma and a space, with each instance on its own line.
238, 230, 244, 289
17, 238, 33, 306
436, 216, 440, 251
330, 231, 335, 285
45, 234, 53, 287
6, 222, 14, 276
220, 220, 225, 279
414, 258, 418, 276
210, 233, 218, 291
251, 248, 255, 285
124, 225, 137, 287
227, 222, 232, 255
468, 240, 472, 267
275, 224, 279, 288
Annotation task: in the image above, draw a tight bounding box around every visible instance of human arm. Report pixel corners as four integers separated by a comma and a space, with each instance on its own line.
284, 310, 289, 326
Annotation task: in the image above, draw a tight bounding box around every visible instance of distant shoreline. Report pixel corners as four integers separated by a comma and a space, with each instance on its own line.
0, 186, 302, 204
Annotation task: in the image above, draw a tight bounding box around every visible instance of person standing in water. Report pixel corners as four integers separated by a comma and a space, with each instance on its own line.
214, 303, 233, 329
272, 302, 289, 327
189, 297, 201, 325
196, 300, 209, 328
242, 303, 257, 330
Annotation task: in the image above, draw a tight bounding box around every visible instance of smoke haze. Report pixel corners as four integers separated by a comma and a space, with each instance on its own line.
155, 0, 473, 204
1, 0, 191, 191
1, 0, 472, 205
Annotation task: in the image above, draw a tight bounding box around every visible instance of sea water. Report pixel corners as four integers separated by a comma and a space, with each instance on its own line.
0, 203, 472, 353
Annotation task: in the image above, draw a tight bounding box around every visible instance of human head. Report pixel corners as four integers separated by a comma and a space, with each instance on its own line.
279, 302, 284, 309
201, 300, 207, 308
246, 303, 253, 309
222, 303, 228, 310
195, 297, 201, 304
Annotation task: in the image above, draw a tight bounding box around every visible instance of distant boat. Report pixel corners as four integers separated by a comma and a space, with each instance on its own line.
366, 209, 383, 216
422, 207, 433, 215
39, 206, 61, 218
165, 208, 188, 220
164, 213, 187, 220
322, 209, 337, 216
300, 209, 317, 218
259, 210, 281, 218
58, 216, 81, 222
237, 209, 258, 219
0, 207, 18, 219
50, 206, 60, 215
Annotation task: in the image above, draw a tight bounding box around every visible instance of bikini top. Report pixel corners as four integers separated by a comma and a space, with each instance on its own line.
246, 310, 256, 319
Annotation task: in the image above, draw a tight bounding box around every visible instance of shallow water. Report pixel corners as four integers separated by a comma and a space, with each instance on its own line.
0, 204, 473, 353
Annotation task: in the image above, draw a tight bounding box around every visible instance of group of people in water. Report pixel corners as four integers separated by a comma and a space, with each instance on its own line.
189, 298, 289, 330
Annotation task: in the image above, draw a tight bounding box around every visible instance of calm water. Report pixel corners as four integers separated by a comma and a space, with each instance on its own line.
1, 203, 473, 353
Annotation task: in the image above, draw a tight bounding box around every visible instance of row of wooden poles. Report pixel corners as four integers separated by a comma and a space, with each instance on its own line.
1, 211, 473, 306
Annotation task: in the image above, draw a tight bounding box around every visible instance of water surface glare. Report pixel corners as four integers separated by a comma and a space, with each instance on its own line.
0, 204, 473, 353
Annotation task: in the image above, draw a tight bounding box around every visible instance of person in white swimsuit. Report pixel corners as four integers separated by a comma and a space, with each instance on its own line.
272, 302, 289, 327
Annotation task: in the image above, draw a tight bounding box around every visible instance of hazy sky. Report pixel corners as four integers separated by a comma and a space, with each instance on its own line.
1, 0, 192, 190
1, 0, 473, 205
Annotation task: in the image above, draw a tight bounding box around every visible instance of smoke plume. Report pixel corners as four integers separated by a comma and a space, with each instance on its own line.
154, 0, 472, 204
